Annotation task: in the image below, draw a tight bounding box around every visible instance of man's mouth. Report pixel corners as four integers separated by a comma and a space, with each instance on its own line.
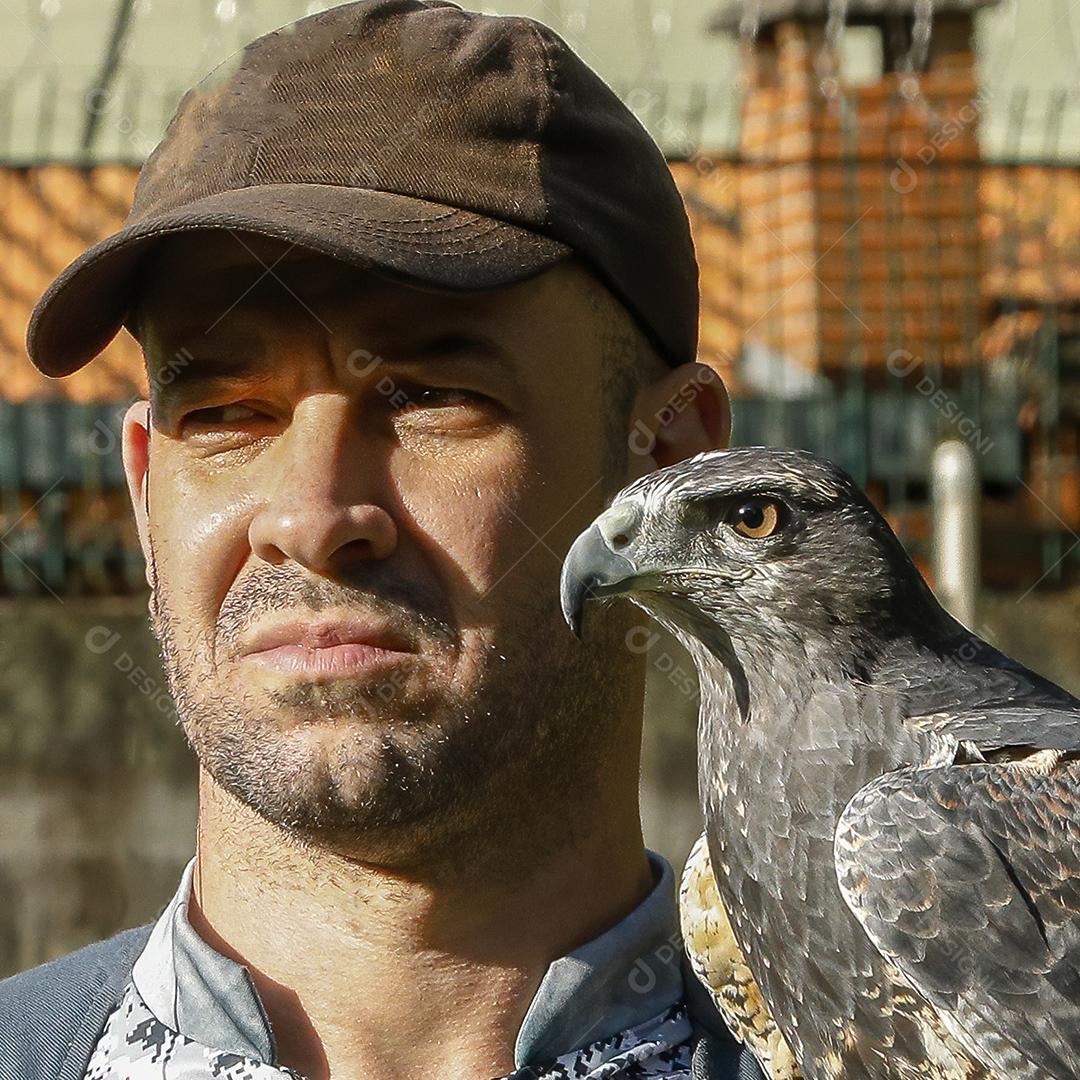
237, 614, 419, 680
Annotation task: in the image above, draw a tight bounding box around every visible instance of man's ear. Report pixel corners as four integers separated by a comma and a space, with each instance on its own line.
625, 361, 731, 482
121, 399, 155, 590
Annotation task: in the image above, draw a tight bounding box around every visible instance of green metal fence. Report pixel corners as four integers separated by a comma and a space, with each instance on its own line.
0, 401, 143, 595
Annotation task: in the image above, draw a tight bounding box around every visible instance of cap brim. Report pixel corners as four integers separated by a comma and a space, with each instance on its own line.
26, 184, 572, 377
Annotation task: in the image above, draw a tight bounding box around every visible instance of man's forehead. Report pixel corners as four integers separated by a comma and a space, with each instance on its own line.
133, 232, 608, 407
133, 231, 594, 340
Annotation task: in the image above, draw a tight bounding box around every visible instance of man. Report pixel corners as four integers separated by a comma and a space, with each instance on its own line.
2, 2, 764, 1078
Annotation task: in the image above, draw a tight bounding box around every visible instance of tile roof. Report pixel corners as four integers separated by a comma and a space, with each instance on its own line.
6, 158, 1080, 403
2, 166, 147, 402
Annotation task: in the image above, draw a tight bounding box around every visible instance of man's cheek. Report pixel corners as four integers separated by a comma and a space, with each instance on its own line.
405, 496, 512, 597
396, 451, 536, 592
153, 494, 254, 631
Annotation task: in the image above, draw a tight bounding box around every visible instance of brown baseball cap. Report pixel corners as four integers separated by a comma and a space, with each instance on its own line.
26, 0, 699, 378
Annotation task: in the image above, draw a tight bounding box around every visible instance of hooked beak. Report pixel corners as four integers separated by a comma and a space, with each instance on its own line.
560, 504, 642, 639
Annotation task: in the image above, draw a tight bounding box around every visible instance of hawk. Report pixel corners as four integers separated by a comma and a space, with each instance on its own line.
560, 446, 1080, 1080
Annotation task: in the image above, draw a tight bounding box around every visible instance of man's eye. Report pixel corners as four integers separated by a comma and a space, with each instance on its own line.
387, 384, 500, 437
184, 403, 261, 425
396, 387, 483, 409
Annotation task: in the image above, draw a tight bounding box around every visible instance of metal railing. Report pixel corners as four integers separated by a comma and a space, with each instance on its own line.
0, 401, 143, 595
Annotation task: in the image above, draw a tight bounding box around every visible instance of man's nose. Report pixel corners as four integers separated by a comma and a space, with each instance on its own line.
248, 397, 397, 572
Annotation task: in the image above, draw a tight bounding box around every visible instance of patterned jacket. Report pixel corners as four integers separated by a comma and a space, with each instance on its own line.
0, 927, 765, 1080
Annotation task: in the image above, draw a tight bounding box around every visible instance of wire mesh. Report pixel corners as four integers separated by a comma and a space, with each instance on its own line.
2, 0, 1079, 593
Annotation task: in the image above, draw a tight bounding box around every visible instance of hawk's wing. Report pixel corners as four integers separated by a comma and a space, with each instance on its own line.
835, 757, 1080, 1080
909, 703, 1080, 753
680, 832, 802, 1080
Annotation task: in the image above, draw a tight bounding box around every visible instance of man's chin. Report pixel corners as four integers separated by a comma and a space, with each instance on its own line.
197, 729, 459, 834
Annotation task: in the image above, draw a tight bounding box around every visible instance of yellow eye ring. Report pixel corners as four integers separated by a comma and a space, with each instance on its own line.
732, 499, 781, 539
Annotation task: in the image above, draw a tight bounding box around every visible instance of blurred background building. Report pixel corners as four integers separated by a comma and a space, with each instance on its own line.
3, 0, 1080, 977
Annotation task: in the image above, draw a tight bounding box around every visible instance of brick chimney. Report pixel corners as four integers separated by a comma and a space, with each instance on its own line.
712, 0, 995, 374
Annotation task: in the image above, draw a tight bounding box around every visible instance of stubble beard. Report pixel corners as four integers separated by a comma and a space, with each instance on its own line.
149, 564, 636, 871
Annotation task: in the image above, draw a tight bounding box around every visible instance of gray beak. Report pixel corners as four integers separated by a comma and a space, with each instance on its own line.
560, 505, 642, 639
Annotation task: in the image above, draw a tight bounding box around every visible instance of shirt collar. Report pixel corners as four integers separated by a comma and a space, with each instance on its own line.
132, 850, 685, 1069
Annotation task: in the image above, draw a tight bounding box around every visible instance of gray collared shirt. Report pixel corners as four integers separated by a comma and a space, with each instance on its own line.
84, 850, 694, 1079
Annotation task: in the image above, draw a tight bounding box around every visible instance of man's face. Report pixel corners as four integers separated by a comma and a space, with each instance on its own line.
130, 231, 646, 866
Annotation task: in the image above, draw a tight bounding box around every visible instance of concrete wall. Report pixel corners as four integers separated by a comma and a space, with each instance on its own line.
2, 587, 1079, 979
0, 597, 195, 976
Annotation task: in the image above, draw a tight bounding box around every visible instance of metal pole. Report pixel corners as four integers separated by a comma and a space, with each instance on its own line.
930, 439, 980, 629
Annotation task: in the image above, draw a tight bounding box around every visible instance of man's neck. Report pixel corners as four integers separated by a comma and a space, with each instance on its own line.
187, 772, 654, 1080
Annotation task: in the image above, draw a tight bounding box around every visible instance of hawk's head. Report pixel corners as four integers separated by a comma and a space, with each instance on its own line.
560, 447, 943, 661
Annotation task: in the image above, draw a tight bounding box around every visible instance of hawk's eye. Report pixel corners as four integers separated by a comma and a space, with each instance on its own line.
730, 498, 782, 539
